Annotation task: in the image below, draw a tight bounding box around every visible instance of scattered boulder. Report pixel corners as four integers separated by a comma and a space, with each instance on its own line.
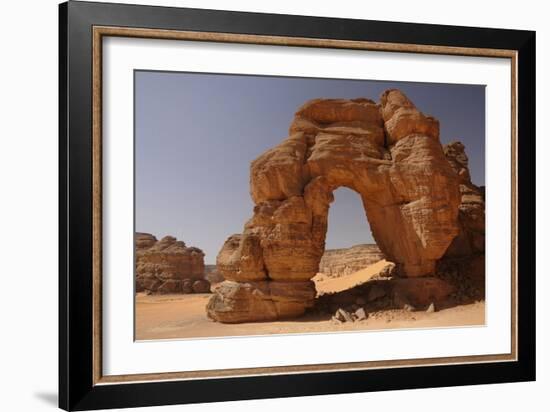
355, 307, 368, 321
181, 279, 193, 294
192, 279, 211, 293
333, 307, 367, 323
378, 262, 398, 278
335, 308, 354, 322
426, 302, 436, 313
206, 280, 315, 323
403, 304, 416, 312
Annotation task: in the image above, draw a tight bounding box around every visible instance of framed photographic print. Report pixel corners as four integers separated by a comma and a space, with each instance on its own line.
59, 1, 536, 410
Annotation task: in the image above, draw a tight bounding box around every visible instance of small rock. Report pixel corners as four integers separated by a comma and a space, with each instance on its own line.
354, 307, 368, 321
426, 302, 436, 313
181, 279, 193, 294
378, 262, 397, 278
342, 310, 354, 322
192, 279, 211, 293
335, 308, 354, 322
403, 303, 416, 312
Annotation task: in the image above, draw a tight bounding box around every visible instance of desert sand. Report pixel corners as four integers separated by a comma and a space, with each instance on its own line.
313, 259, 390, 295
135, 292, 484, 340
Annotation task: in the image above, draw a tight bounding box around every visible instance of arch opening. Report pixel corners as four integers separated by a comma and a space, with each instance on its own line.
313, 187, 387, 296
324, 186, 374, 251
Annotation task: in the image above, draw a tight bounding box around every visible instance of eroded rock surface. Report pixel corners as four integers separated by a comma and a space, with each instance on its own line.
207, 90, 463, 323
442, 141, 485, 257
435, 143, 486, 302
136, 233, 210, 294
206, 280, 316, 323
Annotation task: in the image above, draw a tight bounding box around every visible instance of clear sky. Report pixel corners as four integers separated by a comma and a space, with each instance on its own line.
135, 71, 485, 264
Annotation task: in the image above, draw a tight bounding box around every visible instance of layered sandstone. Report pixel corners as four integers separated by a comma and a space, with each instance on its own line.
207, 90, 461, 323
442, 141, 485, 257
206, 280, 316, 323
319, 244, 385, 278
435, 141, 486, 302
136, 233, 210, 294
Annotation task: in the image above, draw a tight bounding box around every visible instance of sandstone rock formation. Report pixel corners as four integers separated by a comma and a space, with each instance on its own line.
442, 141, 485, 258
206, 280, 316, 323
319, 244, 385, 278
434, 141, 486, 302
136, 233, 210, 294
207, 90, 462, 323
316, 142, 486, 314
205, 264, 224, 284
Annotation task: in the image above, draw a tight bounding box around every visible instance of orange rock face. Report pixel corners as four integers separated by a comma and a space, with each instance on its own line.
207, 89, 463, 323
136, 233, 209, 294
442, 141, 485, 257
206, 280, 316, 323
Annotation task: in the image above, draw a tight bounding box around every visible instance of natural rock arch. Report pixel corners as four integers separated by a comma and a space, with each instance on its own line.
207, 90, 461, 323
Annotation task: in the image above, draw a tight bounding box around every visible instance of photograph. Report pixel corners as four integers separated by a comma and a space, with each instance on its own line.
52, 1, 536, 410
133, 72, 486, 340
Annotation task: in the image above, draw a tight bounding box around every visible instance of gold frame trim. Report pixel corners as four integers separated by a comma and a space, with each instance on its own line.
92, 26, 518, 386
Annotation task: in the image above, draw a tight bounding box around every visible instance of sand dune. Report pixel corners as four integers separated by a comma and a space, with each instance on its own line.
313, 259, 389, 295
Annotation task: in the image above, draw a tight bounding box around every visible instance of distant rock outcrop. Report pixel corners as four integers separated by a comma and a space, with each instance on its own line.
136, 233, 210, 294
205, 265, 224, 284
319, 244, 385, 278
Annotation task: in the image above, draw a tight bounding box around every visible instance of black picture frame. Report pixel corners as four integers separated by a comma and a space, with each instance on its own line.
59, 1, 536, 410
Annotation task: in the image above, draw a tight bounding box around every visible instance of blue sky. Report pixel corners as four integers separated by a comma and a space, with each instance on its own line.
135, 71, 485, 263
